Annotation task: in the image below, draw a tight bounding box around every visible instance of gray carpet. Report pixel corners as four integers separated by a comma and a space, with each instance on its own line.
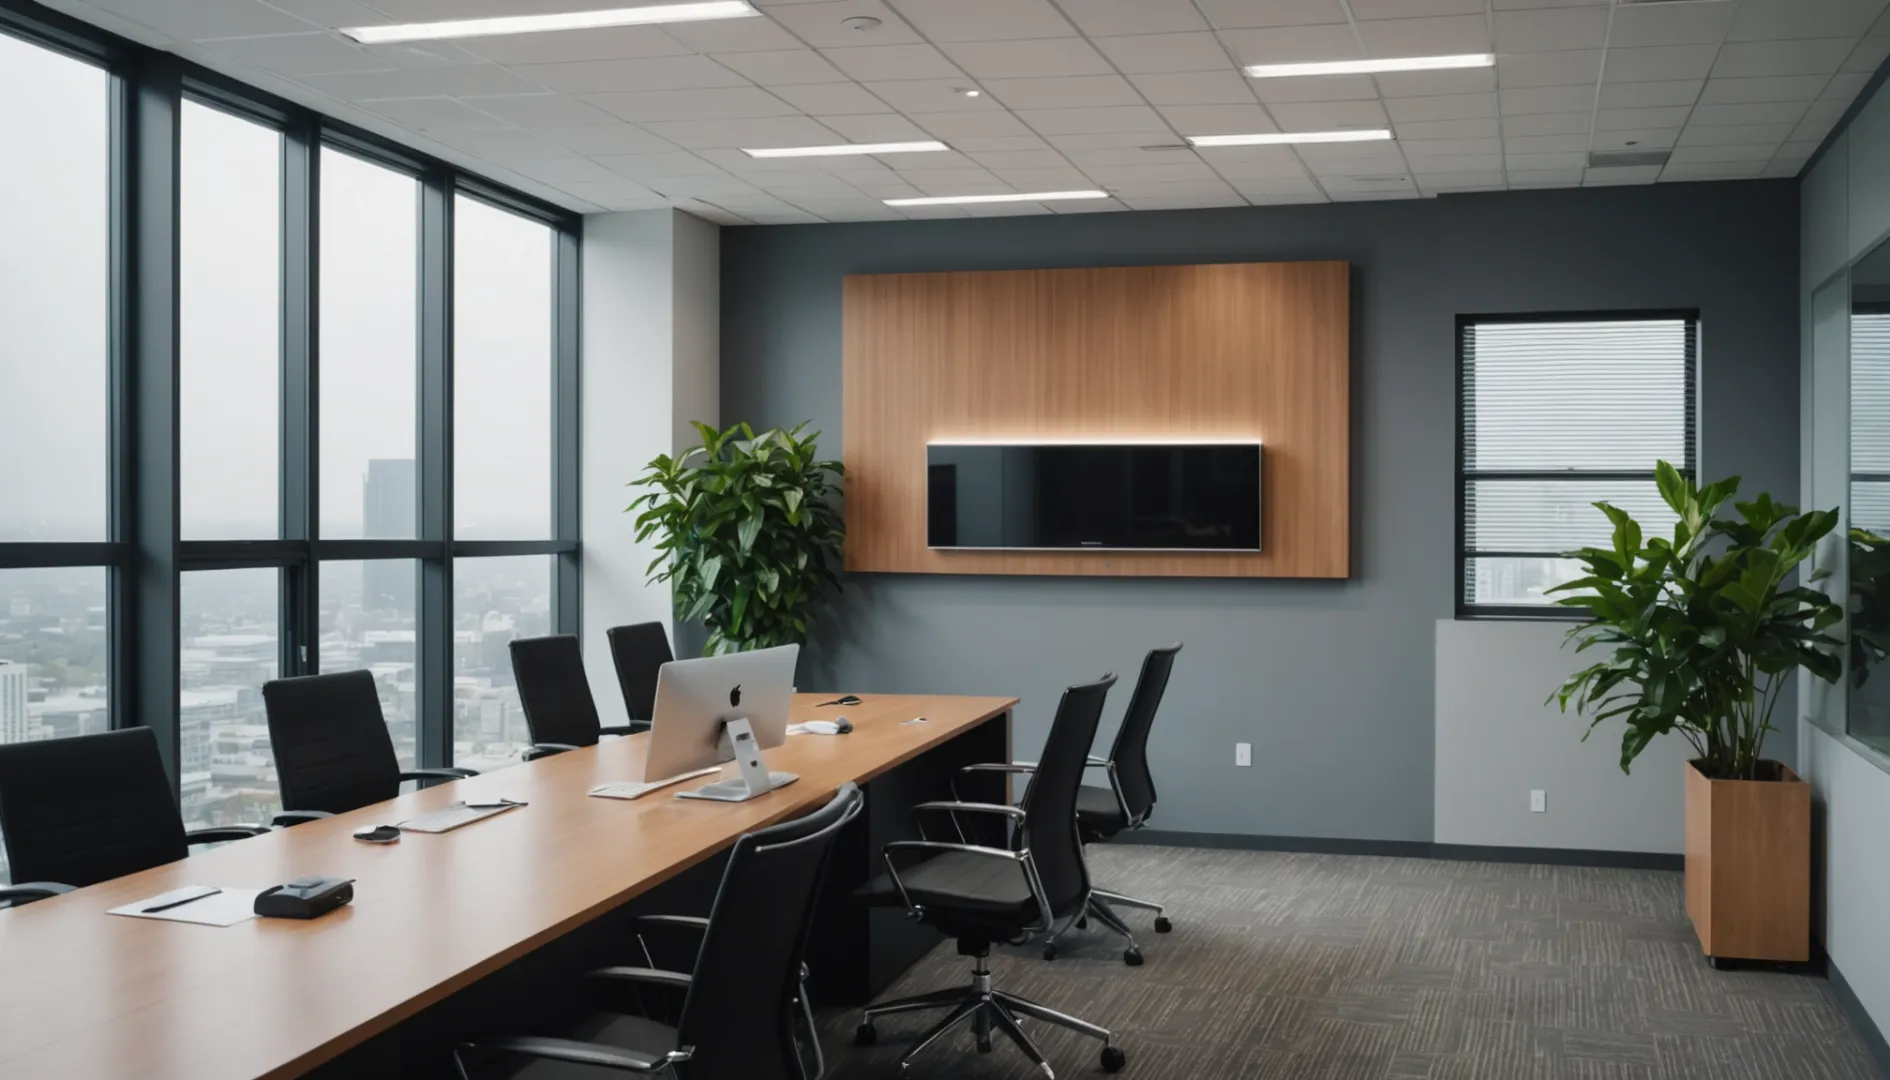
817, 845, 1881, 1080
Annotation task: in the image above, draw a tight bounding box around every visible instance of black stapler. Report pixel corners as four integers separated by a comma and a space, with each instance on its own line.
254, 876, 355, 919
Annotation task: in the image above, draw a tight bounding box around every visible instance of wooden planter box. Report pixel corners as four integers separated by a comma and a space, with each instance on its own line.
1683, 759, 1810, 963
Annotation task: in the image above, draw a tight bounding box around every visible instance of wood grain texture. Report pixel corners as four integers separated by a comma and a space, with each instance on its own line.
0, 694, 1014, 1080
842, 261, 1350, 578
1683, 760, 1811, 962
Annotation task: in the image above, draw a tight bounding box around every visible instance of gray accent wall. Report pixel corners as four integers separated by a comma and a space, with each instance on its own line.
720, 182, 1800, 843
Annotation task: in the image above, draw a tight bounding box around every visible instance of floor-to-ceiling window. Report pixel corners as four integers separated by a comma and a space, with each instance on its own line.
0, 6, 580, 853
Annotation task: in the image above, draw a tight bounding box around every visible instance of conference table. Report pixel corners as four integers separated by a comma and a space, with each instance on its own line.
0, 692, 1016, 1080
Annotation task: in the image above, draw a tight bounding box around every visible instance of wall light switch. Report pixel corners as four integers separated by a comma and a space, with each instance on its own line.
1530, 789, 1547, 813
1235, 742, 1252, 768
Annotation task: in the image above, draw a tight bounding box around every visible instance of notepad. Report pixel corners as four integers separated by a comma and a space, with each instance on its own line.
109, 886, 265, 927
589, 766, 723, 801
396, 801, 522, 834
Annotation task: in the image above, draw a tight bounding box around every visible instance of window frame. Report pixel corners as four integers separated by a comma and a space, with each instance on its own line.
1454, 309, 1700, 620
0, 0, 582, 792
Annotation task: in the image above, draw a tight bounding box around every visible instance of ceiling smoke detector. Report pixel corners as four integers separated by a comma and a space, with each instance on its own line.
841, 15, 882, 31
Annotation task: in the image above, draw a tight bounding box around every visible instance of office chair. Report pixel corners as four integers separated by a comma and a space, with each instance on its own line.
606, 621, 672, 734
856, 674, 1127, 1077
451, 783, 863, 1080
0, 727, 314, 907
960, 643, 1182, 966
510, 634, 643, 761
262, 670, 476, 815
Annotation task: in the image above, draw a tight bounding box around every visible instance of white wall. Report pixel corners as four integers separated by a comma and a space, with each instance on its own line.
1434, 620, 1689, 853
579, 209, 719, 727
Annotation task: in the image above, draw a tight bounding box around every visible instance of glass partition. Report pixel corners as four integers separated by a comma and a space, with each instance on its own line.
1849, 241, 1890, 751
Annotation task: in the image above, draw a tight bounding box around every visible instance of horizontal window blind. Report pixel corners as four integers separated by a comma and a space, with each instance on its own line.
1459, 315, 1697, 614
1853, 312, 1890, 535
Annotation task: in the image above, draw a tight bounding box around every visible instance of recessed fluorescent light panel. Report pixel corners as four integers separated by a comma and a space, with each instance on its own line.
744, 141, 948, 159
884, 190, 1110, 207
1245, 53, 1493, 78
341, 1, 758, 45
1187, 130, 1393, 147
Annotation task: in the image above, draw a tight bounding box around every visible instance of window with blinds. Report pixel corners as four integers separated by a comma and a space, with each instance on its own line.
1852, 309, 1890, 538
1457, 313, 1698, 615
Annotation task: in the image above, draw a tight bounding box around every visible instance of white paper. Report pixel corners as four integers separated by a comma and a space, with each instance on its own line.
588, 766, 722, 801
396, 801, 520, 834
109, 886, 265, 927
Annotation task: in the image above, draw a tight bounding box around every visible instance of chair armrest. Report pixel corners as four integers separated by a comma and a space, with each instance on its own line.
399, 767, 478, 784
456, 1037, 690, 1074
270, 810, 333, 828
912, 799, 1024, 846
599, 724, 643, 737
635, 914, 710, 933
185, 825, 271, 845
0, 882, 75, 907
523, 743, 581, 761
586, 966, 695, 991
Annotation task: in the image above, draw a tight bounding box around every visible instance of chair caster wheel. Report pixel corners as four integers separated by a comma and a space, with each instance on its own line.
1101, 1045, 1127, 1072
1123, 947, 1144, 967
1155, 916, 1173, 933
977, 1036, 993, 1053
1077, 916, 1089, 929
1043, 943, 1058, 961
854, 1023, 878, 1046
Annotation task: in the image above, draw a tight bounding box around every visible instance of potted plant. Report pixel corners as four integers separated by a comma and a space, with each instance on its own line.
1551, 461, 1842, 965
630, 421, 845, 656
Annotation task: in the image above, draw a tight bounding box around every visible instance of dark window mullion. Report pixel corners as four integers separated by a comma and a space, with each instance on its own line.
282, 117, 316, 677
418, 168, 453, 771
553, 226, 581, 638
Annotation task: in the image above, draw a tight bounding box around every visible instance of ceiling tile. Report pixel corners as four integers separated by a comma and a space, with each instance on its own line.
1269, 100, 1390, 130
819, 113, 936, 141
1406, 155, 1502, 172
1499, 85, 1594, 115
862, 80, 1003, 112
1494, 6, 1610, 51
821, 44, 966, 81
1607, 2, 1738, 48
1604, 45, 1722, 83
968, 148, 1076, 169
99, 0, 315, 39
1661, 160, 1767, 179
950, 134, 1053, 151
1689, 100, 1812, 126
1712, 39, 1856, 77
1394, 117, 1501, 139
1084, 161, 1221, 183
1062, 143, 1195, 166
1669, 144, 1779, 164
1129, 71, 1256, 105
595, 150, 726, 178
903, 167, 1010, 192
1496, 49, 1604, 89
1356, 15, 1491, 56
535, 124, 677, 155
887, 0, 1077, 41
1842, 36, 1890, 71
1508, 168, 1585, 187
296, 64, 544, 100
1385, 93, 1498, 123
1195, 0, 1347, 29
360, 96, 512, 130
1351, 0, 1483, 15
1400, 137, 1503, 157
1504, 133, 1588, 154
763, 0, 926, 47
453, 26, 690, 65
1156, 103, 1277, 135
991, 165, 1097, 187
1699, 75, 1836, 103
1218, 24, 1362, 65
637, 116, 848, 148
582, 87, 802, 122
1055, 0, 1209, 36
661, 15, 807, 53
939, 37, 1114, 77
767, 82, 891, 113
712, 49, 848, 86
1584, 165, 1663, 185
1017, 105, 1169, 134
1203, 151, 1309, 178
1590, 128, 1681, 151
913, 111, 1038, 137
1676, 122, 1798, 145
985, 74, 1143, 109
1594, 106, 1695, 131
1250, 74, 1380, 103
1502, 111, 1591, 136
1374, 67, 1498, 97
1504, 151, 1587, 170
1090, 32, 1231, 73
1728, 0, 1888, 42
1791, 99, 1853, 139
1822, 72, 1874, 99
508, 56, 749, 94
194, 33, 409, 76
1597, 80, 1704, 108
464, 93, 623, 128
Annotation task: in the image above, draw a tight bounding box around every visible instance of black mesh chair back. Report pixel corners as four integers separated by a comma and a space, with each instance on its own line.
509, 634, 605, 748
0, 728, 188, 888
263, 670, 402, 814
1107, 643, 1180, 821
606, 621, 672, 729
1021, 674, 1116, 915
675, 783, 860, 1080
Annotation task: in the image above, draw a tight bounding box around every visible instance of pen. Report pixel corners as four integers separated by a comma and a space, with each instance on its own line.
142, 887, 221, 914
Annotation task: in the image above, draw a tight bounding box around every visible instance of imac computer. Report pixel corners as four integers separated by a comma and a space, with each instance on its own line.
644, 644, 799, 802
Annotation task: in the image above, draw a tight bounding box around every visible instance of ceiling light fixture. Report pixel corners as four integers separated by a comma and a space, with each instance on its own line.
1187, 130, 1393, 147
885, 190, 1111, 207
744, 140, 949, 158
1244, 53, 1493, 78
340, 1, 759, 45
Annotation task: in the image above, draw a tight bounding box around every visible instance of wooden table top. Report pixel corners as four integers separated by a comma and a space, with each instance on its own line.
0, 692, 1015, 1080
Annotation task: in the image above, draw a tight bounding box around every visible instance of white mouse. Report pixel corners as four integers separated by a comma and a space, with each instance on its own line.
803, 718, 853, 735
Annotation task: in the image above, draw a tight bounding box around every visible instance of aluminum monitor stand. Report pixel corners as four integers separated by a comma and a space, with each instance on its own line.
677, 717, 798, 803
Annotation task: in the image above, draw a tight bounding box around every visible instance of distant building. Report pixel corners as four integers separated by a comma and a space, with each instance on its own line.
0, 660, 42, 744
364, 458, 417, 617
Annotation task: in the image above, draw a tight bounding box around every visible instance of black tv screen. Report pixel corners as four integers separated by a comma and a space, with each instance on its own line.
925, 443, 1262, 551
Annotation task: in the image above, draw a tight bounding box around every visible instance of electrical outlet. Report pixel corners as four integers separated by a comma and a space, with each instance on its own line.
1530, 789, 1547, 813
1235, 742, 1252, 768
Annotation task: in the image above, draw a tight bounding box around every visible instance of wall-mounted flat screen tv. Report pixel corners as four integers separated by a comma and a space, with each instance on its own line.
926, 442, 1262, 551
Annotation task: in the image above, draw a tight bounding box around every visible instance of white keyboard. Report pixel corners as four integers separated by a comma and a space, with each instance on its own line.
588, 766, 723, 801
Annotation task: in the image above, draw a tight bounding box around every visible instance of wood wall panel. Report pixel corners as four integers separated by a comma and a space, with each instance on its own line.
842, 261, 1350, 578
